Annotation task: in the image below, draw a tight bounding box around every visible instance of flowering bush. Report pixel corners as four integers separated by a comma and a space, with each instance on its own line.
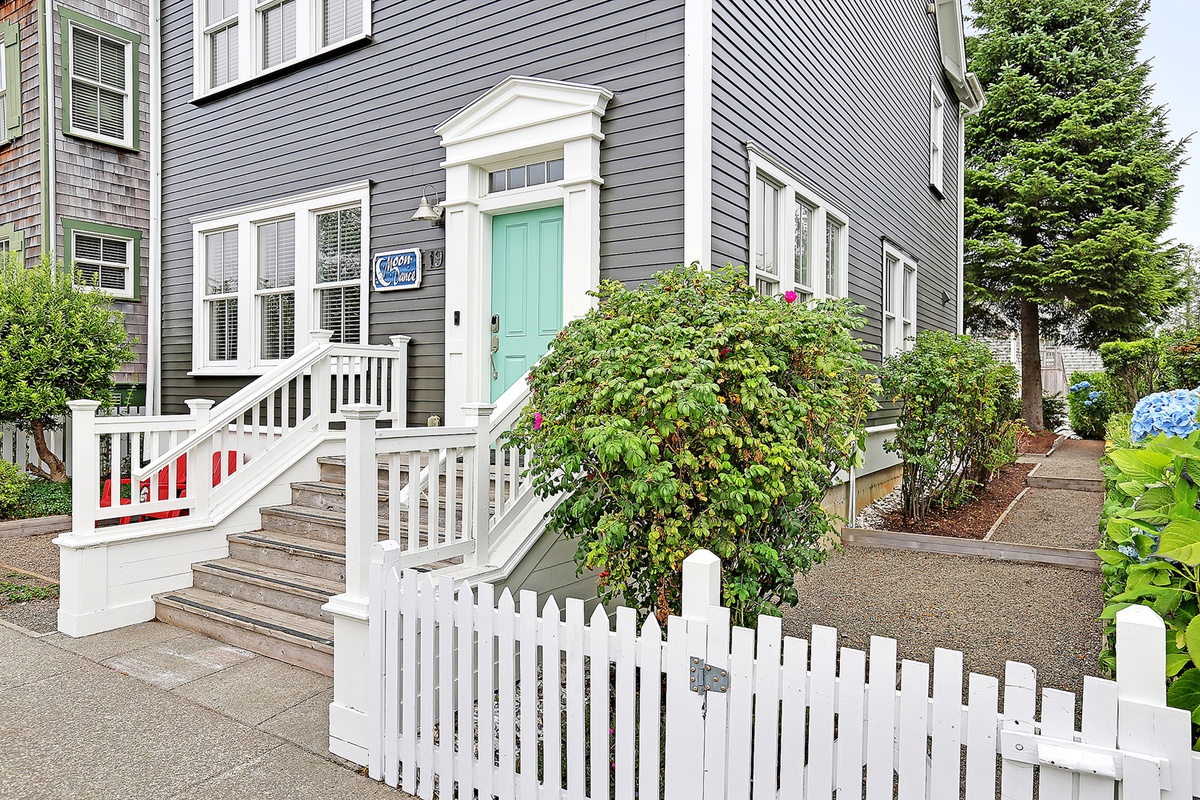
1130, 388, 1200, 442
504, 264, 877, 626
1067, 371, 1112, 439
880, 331, 1021, 521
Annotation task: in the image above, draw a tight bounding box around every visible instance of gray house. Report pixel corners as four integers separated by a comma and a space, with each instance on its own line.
53, 0, 981, 762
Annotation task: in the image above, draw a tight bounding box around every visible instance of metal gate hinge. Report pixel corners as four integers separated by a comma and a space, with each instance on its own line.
690, 657, 729, 695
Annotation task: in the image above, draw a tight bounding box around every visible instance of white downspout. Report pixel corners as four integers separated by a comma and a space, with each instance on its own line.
148, 0, 161, 414
44, 0, 55, 253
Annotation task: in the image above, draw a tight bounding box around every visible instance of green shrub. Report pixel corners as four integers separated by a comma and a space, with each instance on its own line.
0, 462, 29, 518
879, 331, 1020, 521
15, 479, 73, 519
1067, 371, 1112, 438
504, 264, 877, 626
1162, 330, 1200, 390
0, 253, 134, 482
1098, 430, 1200, 745
1042, 392, 1068, 431
1099, 338, 1166, 413
1105, 412, 1134, 451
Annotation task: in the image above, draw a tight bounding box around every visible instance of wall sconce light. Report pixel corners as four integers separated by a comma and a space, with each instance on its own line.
411, 184, 444, 226
941, 290, 952, 305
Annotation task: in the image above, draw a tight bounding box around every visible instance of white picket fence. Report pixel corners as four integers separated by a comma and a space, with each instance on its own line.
368, 546, 1200, 800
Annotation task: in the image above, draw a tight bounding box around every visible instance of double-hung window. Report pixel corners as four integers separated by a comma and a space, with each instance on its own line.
882, 244, 917, 356
196, 0, 368, 96
192, 182, 369, 373
929, 79, 946, 195
64, 220, 141, 300
748, 143, 849, 300
61, 11, 139, 150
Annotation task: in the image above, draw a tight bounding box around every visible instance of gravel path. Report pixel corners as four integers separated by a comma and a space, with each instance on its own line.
782, 547, 1104, 697
990, 487, 1104, 549
0, 532, 60, 580
1021, 439, 1105, 480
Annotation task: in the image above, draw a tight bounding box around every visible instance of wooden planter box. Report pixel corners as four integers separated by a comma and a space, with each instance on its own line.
841, 526, 1101, 572
0, 515, 71, 539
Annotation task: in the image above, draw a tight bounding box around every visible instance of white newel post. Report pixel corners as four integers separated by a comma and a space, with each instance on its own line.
326, 402, 382, 764
311, 332, 333, 429
184, 399, 214, 520
1114, 605, 1192, 798
681, 548, 721, 624
462, 403, 494, 566
389, 335, 410, 428
57, 400, 107, 637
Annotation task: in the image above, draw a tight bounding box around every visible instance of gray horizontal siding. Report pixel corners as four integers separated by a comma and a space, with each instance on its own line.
159, 0, 686, 418
712, 0, 962, 428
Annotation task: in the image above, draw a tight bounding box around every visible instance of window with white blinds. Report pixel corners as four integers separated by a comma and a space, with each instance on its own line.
192, 183, 369, 372
64, 17, 137, 149
65, 221, 140, 300
748, 145, 849, 301
195, 0, 367, 95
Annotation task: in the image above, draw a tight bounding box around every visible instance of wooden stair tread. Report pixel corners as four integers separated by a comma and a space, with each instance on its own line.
154, 587, 334, 650
192, 558, 343, 599
229, 529, 347, 559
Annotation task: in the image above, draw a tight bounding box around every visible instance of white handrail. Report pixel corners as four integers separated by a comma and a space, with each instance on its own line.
130, 336, 331, 481
392, 374, 532, 509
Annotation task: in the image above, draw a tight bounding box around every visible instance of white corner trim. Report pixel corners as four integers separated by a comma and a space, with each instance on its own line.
149, 0, 162, 413
683, 0, 713, 268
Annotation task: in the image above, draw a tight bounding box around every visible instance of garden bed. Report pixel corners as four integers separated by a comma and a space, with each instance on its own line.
1018, 430, 1064, 456
0, 569, 59, 634
868, 462, 1035, 539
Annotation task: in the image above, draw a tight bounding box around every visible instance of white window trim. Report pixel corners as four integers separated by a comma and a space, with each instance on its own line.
192, 0, 370, 99
929, 79, 946, 195
882, 242, 917, 356
65, 20, 137, 150
190, 181, 370, 375
71, 230, 136, 299
747, 142, 849, 300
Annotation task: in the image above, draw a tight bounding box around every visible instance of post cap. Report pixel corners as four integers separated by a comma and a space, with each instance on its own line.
341, 403, 384, 420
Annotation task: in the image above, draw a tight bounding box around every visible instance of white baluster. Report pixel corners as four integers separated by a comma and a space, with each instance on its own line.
186, 399, 215, 520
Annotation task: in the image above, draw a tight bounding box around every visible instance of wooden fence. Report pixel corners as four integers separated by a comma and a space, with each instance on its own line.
368, 546, 1200, 799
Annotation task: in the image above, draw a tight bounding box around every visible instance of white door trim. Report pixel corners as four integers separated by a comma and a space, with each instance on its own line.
437, 76, 611, 425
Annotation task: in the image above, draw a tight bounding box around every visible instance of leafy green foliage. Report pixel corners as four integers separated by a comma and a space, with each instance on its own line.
1098, 430, 1200, 744
964, 0, 1187, 425
1106, 412, 1134, 452
0, 462, 29, 518
0, 574, 59, 603
0, 254, 134, 481
5, 479, 73, 520
1067, 371, 1113, 439
1162, 329, 1200, 391
504, 265, 877, 626
1100, 338, 1167, 413
1042, 392, 1068, 431
879, 331, 1021, 521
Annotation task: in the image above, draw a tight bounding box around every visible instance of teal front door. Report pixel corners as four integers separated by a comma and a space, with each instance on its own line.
490, 207, 563, 401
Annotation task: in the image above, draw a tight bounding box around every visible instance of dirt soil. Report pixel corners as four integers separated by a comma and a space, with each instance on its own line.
876, 462, 1034, 539
1018, 429, 1059, 454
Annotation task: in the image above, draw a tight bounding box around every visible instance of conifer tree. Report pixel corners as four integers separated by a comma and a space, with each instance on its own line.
964, 0, 1186, 429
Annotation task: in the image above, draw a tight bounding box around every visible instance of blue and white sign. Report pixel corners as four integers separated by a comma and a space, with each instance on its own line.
373, 249, 422, 291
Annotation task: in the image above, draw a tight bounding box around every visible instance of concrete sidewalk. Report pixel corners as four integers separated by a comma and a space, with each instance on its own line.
0, 619, 408, 799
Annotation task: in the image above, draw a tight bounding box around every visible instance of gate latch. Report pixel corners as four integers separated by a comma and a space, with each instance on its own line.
690, 657, 729, 695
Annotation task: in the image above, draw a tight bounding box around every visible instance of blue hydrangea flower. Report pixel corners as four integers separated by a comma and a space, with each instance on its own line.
1117, 544, 1140, 560
1130, 388, 1200, 442
1088, 390, 1100, 400
1070, 381, 1092, 393
1084, 400, 1093, 406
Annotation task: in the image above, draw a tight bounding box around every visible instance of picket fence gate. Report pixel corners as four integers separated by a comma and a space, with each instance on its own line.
368, 545, 1200, 800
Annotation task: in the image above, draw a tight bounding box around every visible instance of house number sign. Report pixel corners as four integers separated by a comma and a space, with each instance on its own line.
373, 249, 422, 291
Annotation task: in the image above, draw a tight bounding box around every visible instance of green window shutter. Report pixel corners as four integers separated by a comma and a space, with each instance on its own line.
3, 22, 21, 140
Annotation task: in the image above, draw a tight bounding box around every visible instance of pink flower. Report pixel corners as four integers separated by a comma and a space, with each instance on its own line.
534, 412, 543, 430
784, 290, 798, 304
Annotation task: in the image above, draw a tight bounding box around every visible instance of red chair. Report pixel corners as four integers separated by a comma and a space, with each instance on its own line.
100, 451, 239, 523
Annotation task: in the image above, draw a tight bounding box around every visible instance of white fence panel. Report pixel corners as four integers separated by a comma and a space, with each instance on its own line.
369, 547, 1200, 800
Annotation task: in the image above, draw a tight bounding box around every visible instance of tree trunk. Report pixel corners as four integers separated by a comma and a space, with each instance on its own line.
27, 418, 69, 483
1020, 298, 1045, 432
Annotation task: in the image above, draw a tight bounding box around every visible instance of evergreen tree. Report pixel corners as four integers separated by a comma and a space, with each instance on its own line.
964, 0, 1187, 429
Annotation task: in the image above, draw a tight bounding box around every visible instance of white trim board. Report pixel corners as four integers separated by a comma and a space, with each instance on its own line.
683, 0, 713, 268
